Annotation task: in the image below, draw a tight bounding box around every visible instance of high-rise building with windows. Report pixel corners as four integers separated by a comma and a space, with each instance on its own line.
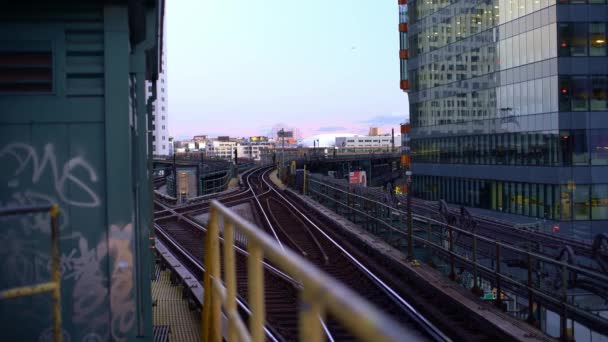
147, 17, 169, 155
400, 0, 608, 240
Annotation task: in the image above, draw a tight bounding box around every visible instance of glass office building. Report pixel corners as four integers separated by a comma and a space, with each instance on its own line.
399, 0, 608, 239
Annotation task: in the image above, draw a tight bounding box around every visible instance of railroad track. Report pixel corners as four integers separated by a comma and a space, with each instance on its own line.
407, 198, 594, 253
406, 198, 608, 274
154, 167, 259, 219
153, 166, 519, 340
155, 214, 297, 341
153, 167, 441, 340
153, 167, 308, 340
250, 169, 513, 341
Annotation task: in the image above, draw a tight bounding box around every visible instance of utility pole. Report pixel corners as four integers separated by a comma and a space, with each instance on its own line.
401, 122, 414, 260
234, 147, 238, 178
172, 153, 177, 198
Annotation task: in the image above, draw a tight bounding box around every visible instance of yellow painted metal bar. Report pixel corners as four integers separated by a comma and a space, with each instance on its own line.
227, 310, 251, 342
50, 204, 62, 342
303, 164, 307, 195
203, 200, 420, 342
299, 286, 324, 342
202, 208, 221, 342
223, 219, 238, 342
210, 213, 222, 342
211, 278, 227, 301
0, 204, 62, 342
247, 243, 265, 342
0, 282, 56, 299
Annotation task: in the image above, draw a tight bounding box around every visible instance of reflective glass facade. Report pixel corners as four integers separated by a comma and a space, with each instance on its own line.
402, 1, 608, 238
412, 175, 608, 220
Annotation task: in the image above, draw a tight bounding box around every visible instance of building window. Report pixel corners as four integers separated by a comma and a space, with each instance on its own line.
592, 185, 608, 220
162, 125, 165, 129
590, 76, 608, 111
162, 136, 165, 140
573, 185, 591, 221
590, 23, 607, 56
560, 75, 607, 112
590, 129, 608, 165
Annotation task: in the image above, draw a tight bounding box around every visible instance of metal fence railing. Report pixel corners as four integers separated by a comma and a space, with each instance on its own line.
202, 200, 411, 342
0, 205, 62, 342
305, 177, 608, 339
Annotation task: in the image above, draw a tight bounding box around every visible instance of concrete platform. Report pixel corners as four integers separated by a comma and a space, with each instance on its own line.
290, 189, 554, 342
268, 169, 287, 190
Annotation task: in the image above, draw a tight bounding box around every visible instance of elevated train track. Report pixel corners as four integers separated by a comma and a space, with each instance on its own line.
304, 174, 608, 334
152, 167, 524, 341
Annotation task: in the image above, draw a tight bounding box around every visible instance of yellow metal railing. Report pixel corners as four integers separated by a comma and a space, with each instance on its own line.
202, 200, 409, 342
0, 205, 62, 342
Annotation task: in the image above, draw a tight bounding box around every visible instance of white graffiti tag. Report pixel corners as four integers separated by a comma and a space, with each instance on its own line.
109, 223, 135, 341
1, 143, 100, 207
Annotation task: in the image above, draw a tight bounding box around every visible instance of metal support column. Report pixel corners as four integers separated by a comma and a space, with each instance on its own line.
495, 242, 503, 309
527, 252, 536, 325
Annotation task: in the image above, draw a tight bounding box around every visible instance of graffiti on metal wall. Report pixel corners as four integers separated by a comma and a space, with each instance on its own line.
109, 223, 135, 341
0, 142, 135, 341
2, 143, 100, 207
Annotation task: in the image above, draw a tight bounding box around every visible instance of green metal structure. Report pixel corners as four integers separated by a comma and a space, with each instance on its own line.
0, 1, 163, 340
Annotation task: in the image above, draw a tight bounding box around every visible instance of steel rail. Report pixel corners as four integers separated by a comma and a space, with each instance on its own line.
246, 167, 335, 341
263, 172, 451, 342
154, 224, 282, 342
307, 178, 606, 277
245, 167, 284, 251
306, 179, 608, 332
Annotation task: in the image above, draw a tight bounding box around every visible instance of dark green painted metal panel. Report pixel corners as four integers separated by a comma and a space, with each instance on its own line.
0, 2, 159, 341
103, 6, 138, 342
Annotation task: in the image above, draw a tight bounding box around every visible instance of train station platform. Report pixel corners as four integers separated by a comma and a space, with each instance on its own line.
290, 189, 553, 342
152, 261, 201, 341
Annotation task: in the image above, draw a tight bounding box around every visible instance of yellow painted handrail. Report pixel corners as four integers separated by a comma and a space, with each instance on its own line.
0, 205, 62, 342
202, 200, 410, 342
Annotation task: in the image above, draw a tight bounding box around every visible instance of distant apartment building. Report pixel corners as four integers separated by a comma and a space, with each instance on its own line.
168, 137, 174, 155
207, 140, 237, 160
237, 137, 272, 160
193, 135, 208, 143
369, 127, 382, 136
147, 18, 169, 155
400, 0, 608, 239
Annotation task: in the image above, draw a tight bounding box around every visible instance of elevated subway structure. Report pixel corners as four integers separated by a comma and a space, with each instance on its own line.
0, 1, 164, 340
0, 3, 446, 340
303, 173, 608, 339
3, 1, 605, 341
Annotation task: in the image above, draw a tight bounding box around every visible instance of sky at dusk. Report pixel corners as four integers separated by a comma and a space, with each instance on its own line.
166, 0, 409, 140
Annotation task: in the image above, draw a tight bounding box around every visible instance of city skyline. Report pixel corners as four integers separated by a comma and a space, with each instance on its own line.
166, 0, 409, 139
